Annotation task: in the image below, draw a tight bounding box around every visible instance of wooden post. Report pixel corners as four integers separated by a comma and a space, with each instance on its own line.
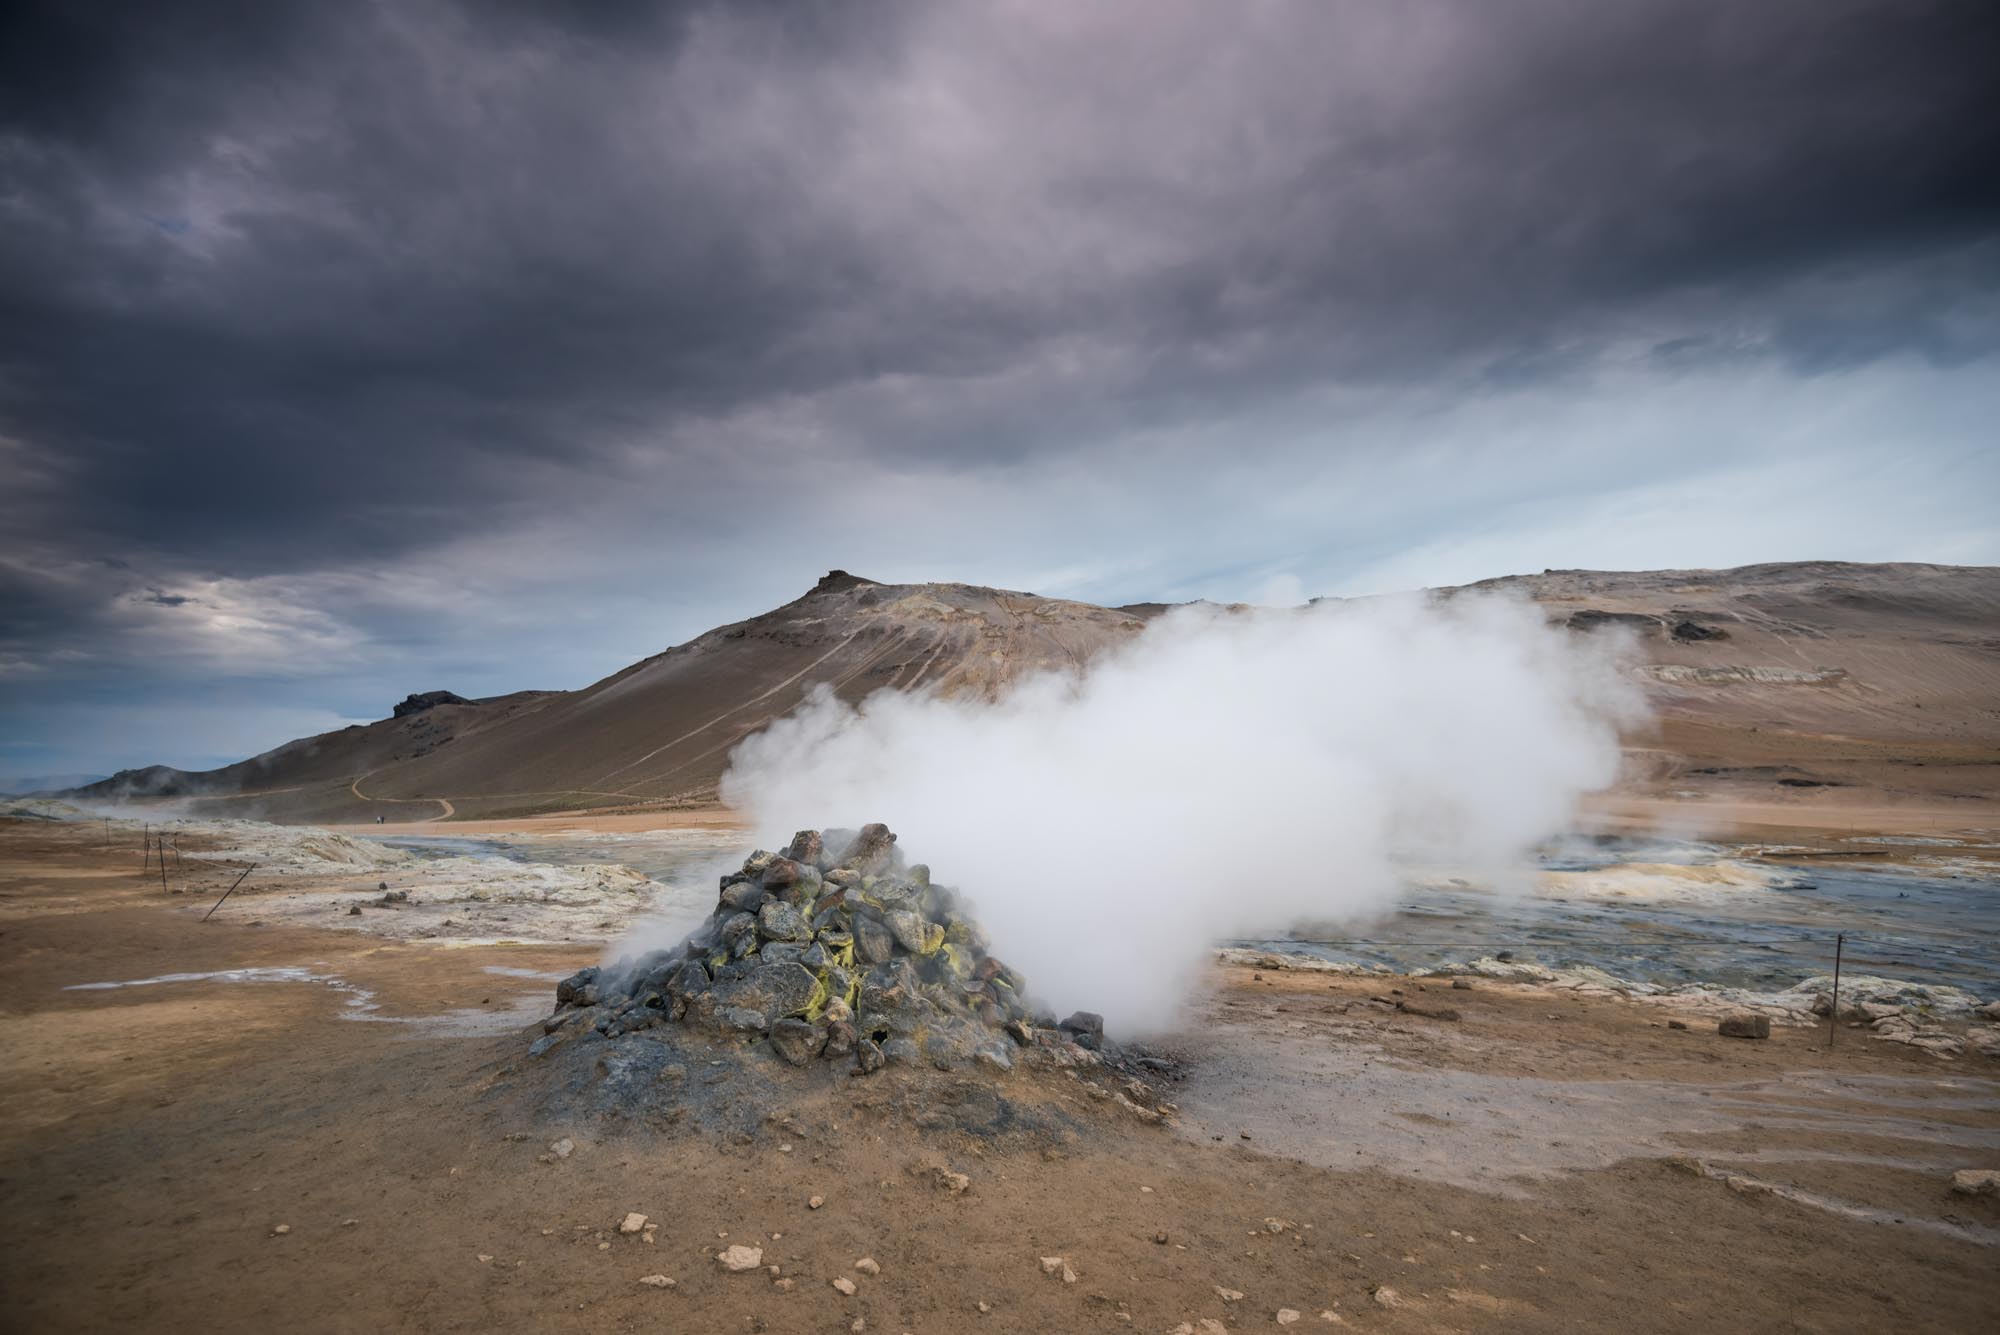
201, 865, 257, 922
141, 823, 151, 875
1828, 933, 1844, 1049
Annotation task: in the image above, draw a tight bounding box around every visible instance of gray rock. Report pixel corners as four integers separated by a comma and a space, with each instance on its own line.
973, 1040, 1014, 1072
881, 1037, 921, 1066
923, 1027, 975, 1069
823, 1019, 857, 1059
883, 910, 936, 955
833, 822, 898, 874
717, 1006, 770, 1034
664, 958, 711, 998
1059, 1011, 1105, 1050
720, 911, 759, 958
713, 961, 823, 1021
718, 879, 767, 914
759, 856, 809, 891
528, 1032, 563, 1058
758, 899, 811, 942
784, 829, 824, 867
1717, 1012, 1771, 1040
770, 1018, 828, 1066
853, 916, 895, 965
853, 1038, 886, 1074
556, 967, 600, 1006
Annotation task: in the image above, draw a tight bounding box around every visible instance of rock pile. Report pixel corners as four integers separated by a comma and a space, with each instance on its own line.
546, 824, 1113, 1075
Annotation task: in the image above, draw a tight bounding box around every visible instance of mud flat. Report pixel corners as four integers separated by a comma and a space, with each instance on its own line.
1, 815, 1997, 1333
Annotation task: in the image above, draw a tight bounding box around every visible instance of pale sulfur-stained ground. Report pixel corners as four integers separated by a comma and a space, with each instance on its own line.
1, 814, 1996, 1333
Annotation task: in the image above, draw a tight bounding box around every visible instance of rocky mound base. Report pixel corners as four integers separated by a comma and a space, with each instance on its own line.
540, 824, 1158, 1088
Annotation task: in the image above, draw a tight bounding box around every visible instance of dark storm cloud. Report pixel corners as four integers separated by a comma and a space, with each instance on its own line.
2, 0, 1998, 775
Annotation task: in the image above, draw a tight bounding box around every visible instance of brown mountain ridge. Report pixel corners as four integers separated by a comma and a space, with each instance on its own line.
66, 562, 2000, 824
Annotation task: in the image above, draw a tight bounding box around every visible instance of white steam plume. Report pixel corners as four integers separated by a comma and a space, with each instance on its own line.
720, 594, 1645, 1029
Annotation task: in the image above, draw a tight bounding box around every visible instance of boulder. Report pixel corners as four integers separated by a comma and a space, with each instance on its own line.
784, 830, 824, 867
714, 961, 823, 1021
1949, 1169, 1999, 1196
853, 1038, 886, 1074
770, 1018, 828, 1066
758, 899, 811, 943
717, 1006, 769, 1034
883, 910, 940, 955
853, 916, 896, 965
1717, 1012, 1771, 1040
556, 967, 600, 1006
1059, 1011, 1105, 1050
718, 879, 767, 914
834, 823, 898, 874
719, 911, 759, 959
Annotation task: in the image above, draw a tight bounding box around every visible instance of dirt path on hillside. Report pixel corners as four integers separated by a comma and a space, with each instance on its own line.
1, 819, 1995, 1333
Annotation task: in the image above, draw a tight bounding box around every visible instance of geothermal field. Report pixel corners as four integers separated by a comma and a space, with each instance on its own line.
2, 566, 1998, 1333
6, 5, 1998, 1331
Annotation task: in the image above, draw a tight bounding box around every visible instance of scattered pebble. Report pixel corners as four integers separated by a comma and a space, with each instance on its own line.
1277, 1310, 1302, 1325
809, 1195, 826, 1210
548, 1138, 574, 1160
619, 1213, 648, 1235
271, 1225, 290, 1237
477, 1254, 493, 1264
1372, 1287, 1401, 1308
855, 1257, 881, 1276
1216, 1287, 1244, 1301
717, 1244, 764, 1272
832, 1276, 858, 1296
1038, 1256, 1077, 1283
1949, 1169, 1999, 1196
637, 1275, 675, 1289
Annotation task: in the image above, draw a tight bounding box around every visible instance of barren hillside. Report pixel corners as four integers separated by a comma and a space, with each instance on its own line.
80, 572, 1155, 822
1467, 562, 2000, 807
69, 563, 2000, 824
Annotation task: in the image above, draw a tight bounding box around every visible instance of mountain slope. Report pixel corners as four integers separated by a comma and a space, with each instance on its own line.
65, 563, 2000, 824
84, 572, 1155, 822
1463, 562, 2000, 805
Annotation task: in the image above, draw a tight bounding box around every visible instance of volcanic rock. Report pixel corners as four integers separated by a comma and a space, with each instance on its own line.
1717, 1012, 1771, 1039
1950, 1169, 2000, 1196
770, 1018, 827, 1066
1059, 1011, 1105, 1050
718, 1244, 764, 1271
537, 824, 1168, 1105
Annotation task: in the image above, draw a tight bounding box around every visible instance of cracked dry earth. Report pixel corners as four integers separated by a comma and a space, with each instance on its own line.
1, 817, 1996, 1333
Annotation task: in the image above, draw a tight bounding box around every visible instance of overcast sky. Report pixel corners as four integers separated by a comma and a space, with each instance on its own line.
3, 0, 1996, 781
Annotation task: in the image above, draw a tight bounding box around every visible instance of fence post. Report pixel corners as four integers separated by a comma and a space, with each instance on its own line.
1828, 932, 1844, 1049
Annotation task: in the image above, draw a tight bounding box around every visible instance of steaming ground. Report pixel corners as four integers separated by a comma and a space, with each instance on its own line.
2, 814, 1996, 1333
720, 595, 1643, 1028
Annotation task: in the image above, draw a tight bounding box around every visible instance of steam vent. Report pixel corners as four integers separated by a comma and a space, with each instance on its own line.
543, 824, 1120, 1076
